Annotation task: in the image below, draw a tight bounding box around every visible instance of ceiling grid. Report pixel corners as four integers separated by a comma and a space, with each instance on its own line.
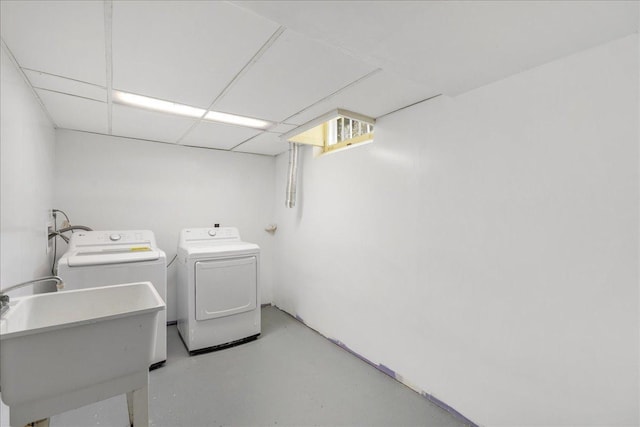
175, 25, 287, 146
104, 0, 113, 135
229, 68, 382, 153
0, 0, 636, 155
0, 38, 58, 128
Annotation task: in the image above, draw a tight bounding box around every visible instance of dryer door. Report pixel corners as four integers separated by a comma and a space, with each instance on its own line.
195, 256, 257, 321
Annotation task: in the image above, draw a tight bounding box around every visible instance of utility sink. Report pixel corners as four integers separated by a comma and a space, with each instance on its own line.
0, 281, 165, 426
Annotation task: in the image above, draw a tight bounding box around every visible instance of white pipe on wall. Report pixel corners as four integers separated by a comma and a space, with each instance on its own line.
285, 142, 299, 208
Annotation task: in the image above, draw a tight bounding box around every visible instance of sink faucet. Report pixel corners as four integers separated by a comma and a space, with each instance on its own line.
0, 276, 64, 316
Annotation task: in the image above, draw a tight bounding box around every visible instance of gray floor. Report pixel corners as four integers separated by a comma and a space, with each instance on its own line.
52, 306, 467, 427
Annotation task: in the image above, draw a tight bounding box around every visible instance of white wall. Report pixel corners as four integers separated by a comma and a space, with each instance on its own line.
273, 35, 639, 426
0, 46, 55, 293
0, 45, 55, 427
54, 130, 276, 321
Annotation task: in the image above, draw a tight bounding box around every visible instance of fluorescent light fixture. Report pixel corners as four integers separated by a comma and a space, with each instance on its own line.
113, 90, 271, 129
204, 111, 270, 129
113, 90, 205, 118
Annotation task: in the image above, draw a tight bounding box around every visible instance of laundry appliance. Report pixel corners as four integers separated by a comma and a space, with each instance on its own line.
177, 227, 260, 355
57, 230, 167, 368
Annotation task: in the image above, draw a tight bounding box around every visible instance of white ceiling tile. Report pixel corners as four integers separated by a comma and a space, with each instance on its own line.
1, 0, 106, 85
234, 1, 404, 56
112, 1, 280, 108
24, 69, 106, 102
233, 132, 289, 156
237, 1, 638, 96
214, 30, 377, 122
366, 1, 640, 95
36, 89, 107, 133
267, 123, 298, 133
112, 104, 196, 143
181, 121, 262, 150
286, 70, 438, 125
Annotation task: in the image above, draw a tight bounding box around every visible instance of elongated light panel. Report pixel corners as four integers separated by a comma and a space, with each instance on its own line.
113, 90, 205, 118
113, 90, 271, 129
205, 111, 270, 129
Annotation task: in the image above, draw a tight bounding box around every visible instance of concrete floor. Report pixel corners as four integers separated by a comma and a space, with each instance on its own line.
51, 306, 468, 426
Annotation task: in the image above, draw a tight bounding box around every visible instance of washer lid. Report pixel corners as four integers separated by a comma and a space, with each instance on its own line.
63, 230, 162, 266
66, 246, 160, 266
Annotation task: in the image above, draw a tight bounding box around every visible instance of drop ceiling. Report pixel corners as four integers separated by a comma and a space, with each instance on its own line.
1, 1, 637, 156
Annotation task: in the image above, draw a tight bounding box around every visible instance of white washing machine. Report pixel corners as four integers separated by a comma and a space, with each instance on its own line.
177, 227, 260, 355
57, 230, 167, 368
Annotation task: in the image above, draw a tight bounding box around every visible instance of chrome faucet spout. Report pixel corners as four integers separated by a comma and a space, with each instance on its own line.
2, 276, 64, 294
0, 276, 64, 315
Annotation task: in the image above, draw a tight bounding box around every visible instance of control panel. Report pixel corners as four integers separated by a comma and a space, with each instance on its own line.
68, 230, 157, 249
182, 227, 241, 242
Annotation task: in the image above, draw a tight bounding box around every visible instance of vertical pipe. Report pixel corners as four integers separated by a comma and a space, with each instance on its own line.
285, 142, 299, 208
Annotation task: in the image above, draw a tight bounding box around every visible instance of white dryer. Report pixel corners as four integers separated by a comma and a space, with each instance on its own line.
57, 230, 167, 368
177, 227, 260, 355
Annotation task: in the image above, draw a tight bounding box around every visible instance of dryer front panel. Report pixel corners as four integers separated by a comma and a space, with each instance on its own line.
195, 256, 257, 321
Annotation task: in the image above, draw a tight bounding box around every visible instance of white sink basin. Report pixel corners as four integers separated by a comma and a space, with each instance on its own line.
0, 281, 165, 426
